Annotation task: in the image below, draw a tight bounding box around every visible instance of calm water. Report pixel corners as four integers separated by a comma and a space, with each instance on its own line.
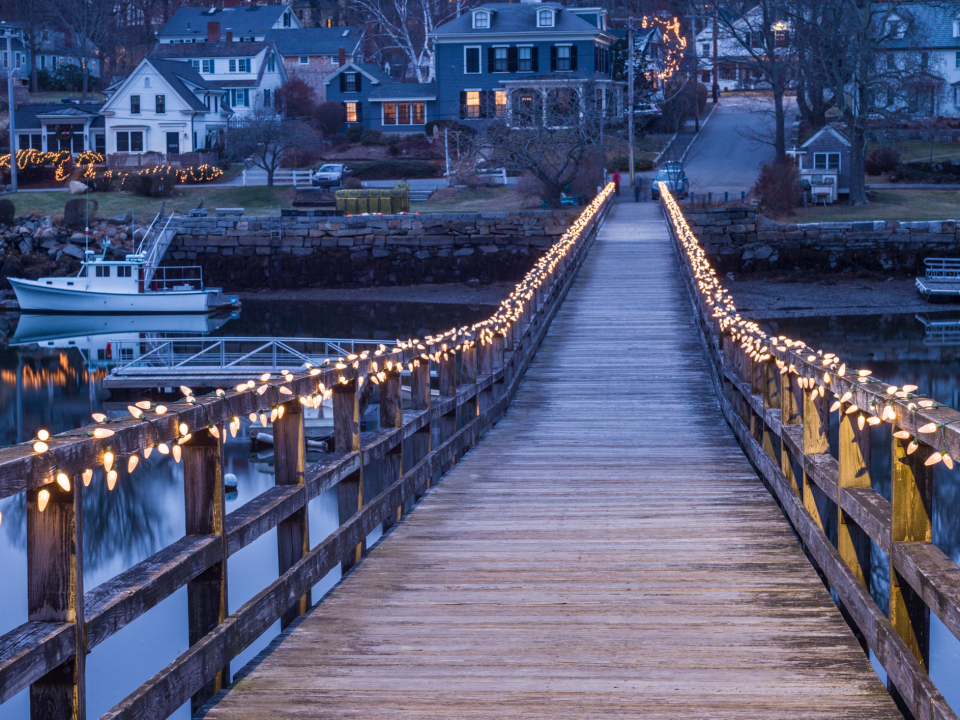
0, 299, 496, 720
761, 311, 960, 710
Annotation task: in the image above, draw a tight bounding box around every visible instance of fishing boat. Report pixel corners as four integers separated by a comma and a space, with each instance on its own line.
8, 212, 239, 314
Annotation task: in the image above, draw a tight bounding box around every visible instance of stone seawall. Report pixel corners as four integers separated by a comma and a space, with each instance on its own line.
165, 210, 579, 289
681, 203, 960, 273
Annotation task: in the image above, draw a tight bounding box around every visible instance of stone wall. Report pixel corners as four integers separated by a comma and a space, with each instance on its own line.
680, 203, 960, 273
165, 210, 579, 289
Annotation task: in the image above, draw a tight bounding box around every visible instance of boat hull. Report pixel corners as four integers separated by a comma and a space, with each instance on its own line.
9, 278, 231, 313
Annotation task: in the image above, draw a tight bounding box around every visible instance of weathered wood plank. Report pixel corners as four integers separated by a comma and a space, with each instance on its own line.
0, 623, 75, 706
892, 541, 960, 647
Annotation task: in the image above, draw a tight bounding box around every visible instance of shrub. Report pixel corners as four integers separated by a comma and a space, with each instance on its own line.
0, 198, 14, 225
274, 76, 316, 118
343, 177, 363, 189
350, 159, 441, 180
751, 158, 801, 216
119, 166, 177, 197
865, 146, 901, 176
280, 146, 322, 169
314, 101, 346, 136
345, 124, 364, 142
388, 143, 401, 157
360, 129, 384, 146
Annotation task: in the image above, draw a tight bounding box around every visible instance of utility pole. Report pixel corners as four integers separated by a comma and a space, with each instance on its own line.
712, 5, 719, 105
6, 34, 16, 192
627, 19, 634, 188
444, 127, 451, 187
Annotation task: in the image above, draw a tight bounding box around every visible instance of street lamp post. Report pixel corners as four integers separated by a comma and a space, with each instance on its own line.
6, 34, 17, 192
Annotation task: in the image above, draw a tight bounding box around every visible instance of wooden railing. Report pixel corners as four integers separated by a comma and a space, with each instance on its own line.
661, 186, 960, 720
0, 185, 615, 720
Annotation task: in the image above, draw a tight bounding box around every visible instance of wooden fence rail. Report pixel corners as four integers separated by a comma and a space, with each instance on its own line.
661, 186, 960, 720
0, 186, 614, 720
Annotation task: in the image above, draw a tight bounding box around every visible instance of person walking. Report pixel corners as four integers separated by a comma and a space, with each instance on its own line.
612, 169, 621, 196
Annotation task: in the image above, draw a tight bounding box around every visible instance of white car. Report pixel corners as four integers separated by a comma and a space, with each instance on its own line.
312, 163, 352, 187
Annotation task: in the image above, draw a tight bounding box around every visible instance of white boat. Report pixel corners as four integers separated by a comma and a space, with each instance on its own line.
9, 212, 239, 314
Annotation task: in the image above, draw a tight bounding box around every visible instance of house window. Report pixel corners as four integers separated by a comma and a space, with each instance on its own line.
465, 46, 480, 73
473, 11, 489, 29
556, 45, 571, 71
130, 95, 140, 114
774, 30, 789, 46
344, 72, 359, 91
268, 54, 275, 71
231, 88, 250, 107
518, 46, 533, 71
116, 131, 129, 152
701, 43, 709, 56
191, 60, 199, 71
230, 59, 236, 72
40, 55, 45, 69
299, 56, 309, 64
954, 86, 960, 105
719, 64, 736, 80
345, 101, 359, 122
240, 58, 251, 72
463, 91, 480, 118
921, 52, 929, 69
813, 152, 840, 171
203, 59, 214, 73
156, 94, 165, 113
494, 47, 508, 72
332, 54, 339, 66
538, 9, 554, 27
494, 89, 506, 117
263, 89, 271, 107
95, 133, 105, 154
283, 10, 291, 27
955, 51, 960, 69
383, 102, 396, 124
383, 102, 425, 125
887, 53, 894, 70
18, 134, 42, 150
115, 131, 144, 152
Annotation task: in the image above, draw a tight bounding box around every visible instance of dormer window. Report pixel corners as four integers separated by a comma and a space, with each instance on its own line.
885, 14, 905, 39
538, 9, 554, 28
954, 15, 960, 38
473, 11, 490, 29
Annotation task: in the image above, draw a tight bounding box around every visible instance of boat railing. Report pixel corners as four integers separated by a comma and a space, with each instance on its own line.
142, 265, 205, 292
108, 337, 383, 377
922, 257, 960, 282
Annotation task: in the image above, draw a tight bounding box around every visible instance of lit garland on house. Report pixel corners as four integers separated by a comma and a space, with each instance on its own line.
638, 16, 687, 83
659, 183, 960, 469
8, 183, 615, 518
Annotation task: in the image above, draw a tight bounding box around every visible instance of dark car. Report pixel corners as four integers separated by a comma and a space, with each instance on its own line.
651, 168, 688, 200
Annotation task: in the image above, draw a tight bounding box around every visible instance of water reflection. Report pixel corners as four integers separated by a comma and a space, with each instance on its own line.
0, 297, 497, 720
761, 310, 960, 712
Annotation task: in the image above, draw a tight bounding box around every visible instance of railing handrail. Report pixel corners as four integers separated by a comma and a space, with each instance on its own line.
0, 186, 616, 720
660, 184, 960, 720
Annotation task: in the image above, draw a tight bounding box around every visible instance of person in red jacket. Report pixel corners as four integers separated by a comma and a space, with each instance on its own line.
612, 169, 621, 196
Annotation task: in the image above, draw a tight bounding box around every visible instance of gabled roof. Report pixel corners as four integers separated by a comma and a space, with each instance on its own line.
368, 82, 436, 100
150, 41, 272, 59
877, 2, 960, 50
800, 125, 850, 148
432, 3, 610, 38
324, 61, 395, 85
265, 27, 361, 57
120, 58, 228, 113
158, 4, 296, 40
14, 103, 104, 130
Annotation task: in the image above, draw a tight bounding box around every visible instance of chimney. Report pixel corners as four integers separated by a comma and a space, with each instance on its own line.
207, 21, 220, 42
226, 28, 233, 42
338, 47, 346, 66
363, 20, 374, 62
223, 0, 237, 7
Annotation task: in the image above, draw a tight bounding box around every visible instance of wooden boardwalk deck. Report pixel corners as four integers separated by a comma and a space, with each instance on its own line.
202, 203, 901, 719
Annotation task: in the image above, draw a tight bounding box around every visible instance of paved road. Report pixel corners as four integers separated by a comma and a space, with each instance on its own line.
683, 95, 795, 196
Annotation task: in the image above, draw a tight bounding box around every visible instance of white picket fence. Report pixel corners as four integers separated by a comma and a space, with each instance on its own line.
241, 168, 313, 186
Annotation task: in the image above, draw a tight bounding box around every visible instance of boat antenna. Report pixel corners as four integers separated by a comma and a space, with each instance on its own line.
85, 190, 89, 254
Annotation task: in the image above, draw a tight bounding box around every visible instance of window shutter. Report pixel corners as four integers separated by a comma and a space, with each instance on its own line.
508, 46, 518, 72
356, 102, 362, 122
487, 47, 495, 73
340, 73, 346, 92
550, 46, 557, 71
460, 90, 467, 119
356, 72, 362, 91
570, 45, 578, 71
531, 46, 539, 71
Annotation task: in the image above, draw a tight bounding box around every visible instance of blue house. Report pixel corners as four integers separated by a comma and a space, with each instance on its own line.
324, 0, 622, 135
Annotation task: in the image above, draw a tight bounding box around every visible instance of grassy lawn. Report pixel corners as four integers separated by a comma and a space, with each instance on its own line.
9, 185, 296, 222
415, 186, 537, 213
866, 141, 960, 164
783, 189, 960, 223
25, 91, 105, 104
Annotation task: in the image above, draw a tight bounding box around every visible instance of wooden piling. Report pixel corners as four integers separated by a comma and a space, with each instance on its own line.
273, 399, 309, 628
334, 380, 362, 572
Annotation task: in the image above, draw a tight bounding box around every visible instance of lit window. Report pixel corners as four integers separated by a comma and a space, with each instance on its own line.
465, 91, 480, 118
384, 102, 396, 124
383, 102, 425, 124
494, 90, 506, 117
538, 9, 554, 27
345, 101, 358, 122
155, 94, 165, 113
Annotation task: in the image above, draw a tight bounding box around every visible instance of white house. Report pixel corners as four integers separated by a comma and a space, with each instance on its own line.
99, 57, 232, 156
694, 8, 791, 92
149, 42, 287, 117
157, 2, 302, 44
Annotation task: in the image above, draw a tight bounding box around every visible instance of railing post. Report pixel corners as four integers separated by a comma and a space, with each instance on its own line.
379, 367, 403, 532
478, 336, 493, 432
273, 398, 309, 628
334, 378, 363, 573
438, 347, 458, 473
183, 426, 229, 712
780, 369, 801, 495
410, 358, 431, 500
460, 340, 478, 446
890, 437, 932, 673
761, 359, 780, 462
27, 473, 85, 720
802, 382, 830, 532
492, 331, 505, 404
838, 400, 872, 594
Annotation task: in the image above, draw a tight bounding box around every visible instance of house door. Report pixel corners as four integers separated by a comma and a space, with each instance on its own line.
166, 132, 180, 155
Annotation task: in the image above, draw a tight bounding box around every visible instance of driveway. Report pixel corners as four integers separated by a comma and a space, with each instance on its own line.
683, 94, 795, 196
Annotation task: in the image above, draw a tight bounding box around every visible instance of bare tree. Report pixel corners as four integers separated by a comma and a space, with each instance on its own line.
43, 0, 114, 100
228, 106, 323, 186
475, 82, 605, 207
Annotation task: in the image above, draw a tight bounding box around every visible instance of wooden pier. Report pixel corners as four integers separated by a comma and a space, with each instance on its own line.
198, 203, 899, 719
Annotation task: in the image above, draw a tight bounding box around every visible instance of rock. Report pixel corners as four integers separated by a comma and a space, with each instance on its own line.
753, 245, 774, 260
61, 243, 85, 260
40, 238, 58, 250
0, 198, 14, 225
69, 232, 87, 244
756, 215, 780, 231
40, 227, 58, 240
108, 214, 132, 226
64, 198, 97, 230
453, 248, 474, 257
18, 239, 32, 255
69, 181, 89, 195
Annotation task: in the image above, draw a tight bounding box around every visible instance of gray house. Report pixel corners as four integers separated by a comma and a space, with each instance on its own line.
792, 125, 851, 203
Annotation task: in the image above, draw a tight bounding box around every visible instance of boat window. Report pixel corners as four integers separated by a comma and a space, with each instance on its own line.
46, 281, 52, 285
117, 266, 132, 277
95, 266, 111, 277
67, 282, 73, 286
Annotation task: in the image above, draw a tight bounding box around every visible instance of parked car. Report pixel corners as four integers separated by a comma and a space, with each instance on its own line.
632, 102, 662, 116
312, 163, 352, 187
651, 168, 688, 200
